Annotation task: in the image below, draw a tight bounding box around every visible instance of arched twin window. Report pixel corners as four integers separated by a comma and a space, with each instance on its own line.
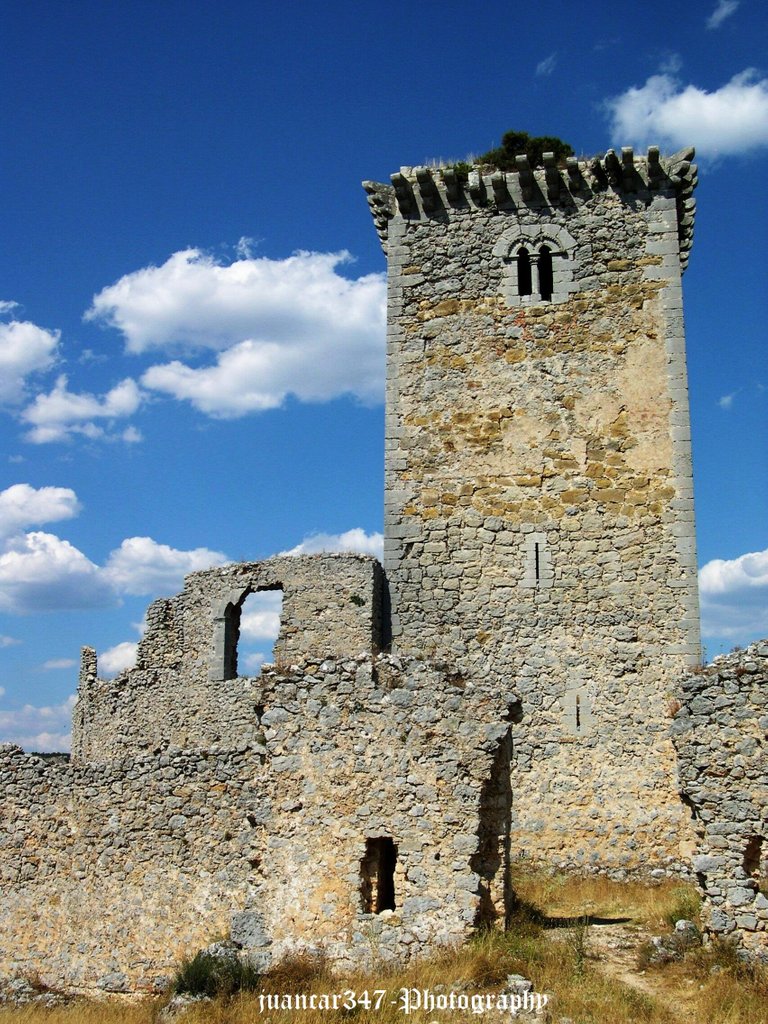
494, 224, 576, 308
517, 244, 553, 302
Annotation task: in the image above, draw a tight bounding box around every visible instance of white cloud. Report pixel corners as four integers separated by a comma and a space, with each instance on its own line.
718, 392, 736, 409
280, 528, 384, 561
240, 591, 284, 642
0, 319, 60, 404
658, 52, 683, 76
86, 249, 385, 418
536, 53, 557, 77
707, 0, 739, 29
21, 374, 143, 444
235, 236, 259, 259
0, 693, 75, 752
41, 658, 77, 670
700, 549, 768, 596
242, 652, 266, 672
0, 483, 80, 539
0, 531, 114, 613
606, 69, 768, 157
99, 641, 138, 677
700, 548, 768, 648
0, 637, 19, 649
0, 686, 5, 696
0, 483, 233, 614
103, 536, 229, 596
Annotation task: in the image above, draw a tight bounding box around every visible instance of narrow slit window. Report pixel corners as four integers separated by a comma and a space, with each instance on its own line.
564, 683, 592, 736
534, 542, 541, 583
539, 245, 553, 301
517, 247, 532, 296
360, 837, 398, 913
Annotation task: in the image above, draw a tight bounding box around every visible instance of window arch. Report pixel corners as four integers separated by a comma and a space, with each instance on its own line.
209, 585, 284, 681
493, 224, 577, 307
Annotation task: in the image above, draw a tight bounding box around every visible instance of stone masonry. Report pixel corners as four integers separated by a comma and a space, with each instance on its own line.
363, 147, 701, 873
0, 143, 763, 991
0, 555, 517, 991
673, 642, 768, 957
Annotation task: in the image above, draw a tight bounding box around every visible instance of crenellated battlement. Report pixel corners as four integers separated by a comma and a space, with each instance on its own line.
364, 145, 697, 269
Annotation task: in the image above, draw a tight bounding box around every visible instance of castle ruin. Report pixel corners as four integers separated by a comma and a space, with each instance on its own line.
1, 144, 766, 993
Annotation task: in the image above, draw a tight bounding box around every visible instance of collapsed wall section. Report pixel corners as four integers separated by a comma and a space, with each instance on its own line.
0, 655, 517, 993
72, 553, 384, 762
364, 150, 701, 873
673, 642, 768, 958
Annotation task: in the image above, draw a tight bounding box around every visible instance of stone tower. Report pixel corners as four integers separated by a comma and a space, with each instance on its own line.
364, 146, 702, 873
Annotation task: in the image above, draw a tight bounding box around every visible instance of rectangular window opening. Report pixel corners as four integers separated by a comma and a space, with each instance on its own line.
235, 588, 284, 677
360, 837, 398, 913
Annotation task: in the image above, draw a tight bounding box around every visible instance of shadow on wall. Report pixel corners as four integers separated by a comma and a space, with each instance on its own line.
471, 728, 513, 927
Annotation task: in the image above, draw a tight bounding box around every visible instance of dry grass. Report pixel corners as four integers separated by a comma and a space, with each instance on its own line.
1, 870, 765, 1024
0, 1006, 154, 1023
510, 860, 701, 931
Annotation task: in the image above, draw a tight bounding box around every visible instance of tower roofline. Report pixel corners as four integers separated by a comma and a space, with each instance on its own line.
364, 145, 697, 270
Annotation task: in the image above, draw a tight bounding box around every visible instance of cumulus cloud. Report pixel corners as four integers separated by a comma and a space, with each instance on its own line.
242, 652, 266, 672
99, 641, 138, 677
605, 68, 768, 157
41, 658, 77, 670
240, 591, 284, 642
86, 249, 385, 417
700, 549, 768, 595
280, 528, 384, 560
21, 374, 143, 444
0, 318, 60, 404
0, 484, 230, 615
536, 53, 557, 77
0, 531, 113, 613
0, 483, 80, 539
707, 0, 739, 29
699, 548, 768, 647
0, 693, 76, 752
103, 537, 229, 596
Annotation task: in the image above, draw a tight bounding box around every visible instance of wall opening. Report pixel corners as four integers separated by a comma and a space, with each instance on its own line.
237, 589, 284, 676
522, 531, 553, 590
517, 247, 532, 296
744, 835, 766, 879
563, 681, 593, 736
360, 837, 398, 913
217, 587, 283, 681
539, 245, 553, 301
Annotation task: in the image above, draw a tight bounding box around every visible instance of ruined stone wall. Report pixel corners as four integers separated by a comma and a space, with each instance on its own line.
72, 554, 384, 762
0, 654, 515, 993
673, 642, 768, 958
365, 151, 701, 873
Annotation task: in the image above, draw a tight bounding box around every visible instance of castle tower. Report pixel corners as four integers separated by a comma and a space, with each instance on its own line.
364, 146, 702, 873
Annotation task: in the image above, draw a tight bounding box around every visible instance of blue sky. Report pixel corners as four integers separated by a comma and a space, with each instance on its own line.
1, 0, 766, 750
